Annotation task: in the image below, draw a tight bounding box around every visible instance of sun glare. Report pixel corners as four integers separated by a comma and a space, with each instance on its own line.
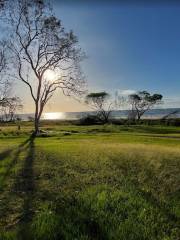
42, 112, 65, 120
44, 69, 56, 81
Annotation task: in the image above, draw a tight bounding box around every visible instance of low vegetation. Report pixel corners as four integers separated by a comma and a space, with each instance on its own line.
0, 122, 179, 239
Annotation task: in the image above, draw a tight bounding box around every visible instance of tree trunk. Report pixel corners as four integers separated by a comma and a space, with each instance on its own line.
136, 111, 141, 123
34, 102, 39, 135
34, 102, 44, 135
34, 117, 39, 135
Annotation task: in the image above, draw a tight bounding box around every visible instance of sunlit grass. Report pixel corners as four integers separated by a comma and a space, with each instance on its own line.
0, 124, 179, 239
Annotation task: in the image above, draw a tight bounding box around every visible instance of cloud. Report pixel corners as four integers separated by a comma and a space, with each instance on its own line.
117, 89, 136, 96
162, 97, 180, 108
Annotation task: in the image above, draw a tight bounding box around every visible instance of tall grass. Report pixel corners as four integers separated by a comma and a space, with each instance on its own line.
0, 124, 179, 239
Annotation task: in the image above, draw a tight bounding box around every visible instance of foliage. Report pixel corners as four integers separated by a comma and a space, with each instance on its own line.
128, 91, 163, 121
85, 92, 112, 123
79, 114, 100, 125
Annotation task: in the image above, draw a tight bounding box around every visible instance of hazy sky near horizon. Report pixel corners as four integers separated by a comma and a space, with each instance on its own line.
12, 1, 180, 112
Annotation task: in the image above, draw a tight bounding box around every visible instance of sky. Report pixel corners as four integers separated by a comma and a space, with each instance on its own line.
13, 1, 180, 112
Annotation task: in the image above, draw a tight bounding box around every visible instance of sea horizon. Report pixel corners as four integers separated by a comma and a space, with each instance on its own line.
16, 107, 180, 121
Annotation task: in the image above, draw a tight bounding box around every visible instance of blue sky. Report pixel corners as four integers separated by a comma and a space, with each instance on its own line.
13, 1, 180, 111
50, 1, 180, 109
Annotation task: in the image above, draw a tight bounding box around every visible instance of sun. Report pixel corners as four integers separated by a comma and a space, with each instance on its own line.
44, 69, 56, 81
42, 112, 65, 120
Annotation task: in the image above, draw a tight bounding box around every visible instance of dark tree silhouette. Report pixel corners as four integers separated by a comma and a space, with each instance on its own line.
85, 92, 112, 123
0, 96, 23, 121
128, 91, 163, 121
5, 0, 85, 134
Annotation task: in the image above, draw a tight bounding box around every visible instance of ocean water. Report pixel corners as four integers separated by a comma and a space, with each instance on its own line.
19, 108, 180, 121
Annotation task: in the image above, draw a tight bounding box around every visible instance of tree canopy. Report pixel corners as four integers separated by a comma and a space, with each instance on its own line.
85, 91, 112, 123
128, 91, 163, 121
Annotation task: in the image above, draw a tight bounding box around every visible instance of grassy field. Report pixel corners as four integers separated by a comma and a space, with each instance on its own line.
0, 123, 179, 240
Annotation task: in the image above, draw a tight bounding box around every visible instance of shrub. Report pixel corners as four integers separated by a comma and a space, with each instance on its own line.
79, 115, 100, 125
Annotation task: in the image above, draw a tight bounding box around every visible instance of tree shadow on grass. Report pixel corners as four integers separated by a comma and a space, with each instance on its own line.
0, 138, 31, 190
0, 149, 13, 161
11, 135, 36, 239
0, 138, 30, 163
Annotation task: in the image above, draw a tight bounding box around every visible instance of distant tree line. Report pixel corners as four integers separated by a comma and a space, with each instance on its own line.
85, 90, 163, 124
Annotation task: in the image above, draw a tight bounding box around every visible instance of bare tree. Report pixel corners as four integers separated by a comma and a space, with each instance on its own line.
0, 44, 6, 74
0, 42, 8, 104
0, 42, 22, 121
6, 0, 85, 134
128, 91, 163, 121
85, 92, 113, 123
0, 96, 23, 121
0, 76, 22, 122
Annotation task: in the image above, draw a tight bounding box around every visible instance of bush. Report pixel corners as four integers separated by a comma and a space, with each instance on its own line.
79, 115, 100, 125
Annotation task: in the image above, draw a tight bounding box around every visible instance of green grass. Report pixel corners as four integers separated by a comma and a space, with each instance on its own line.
0, 123, 179, 239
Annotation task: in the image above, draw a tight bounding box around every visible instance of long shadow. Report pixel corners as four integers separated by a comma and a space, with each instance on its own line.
0, 149, 13, 161
0, 138, 31, 190
0, 138, 30, 162
12, 135, 36, 239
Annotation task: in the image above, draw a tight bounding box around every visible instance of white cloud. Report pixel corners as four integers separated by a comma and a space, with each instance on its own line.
162, 97, 180, 108
117, 89, 136, 96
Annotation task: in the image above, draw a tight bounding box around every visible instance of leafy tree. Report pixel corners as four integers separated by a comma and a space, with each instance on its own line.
128, 91, 163, 121
4, 0, 85, 134
85, 92, 112, 123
